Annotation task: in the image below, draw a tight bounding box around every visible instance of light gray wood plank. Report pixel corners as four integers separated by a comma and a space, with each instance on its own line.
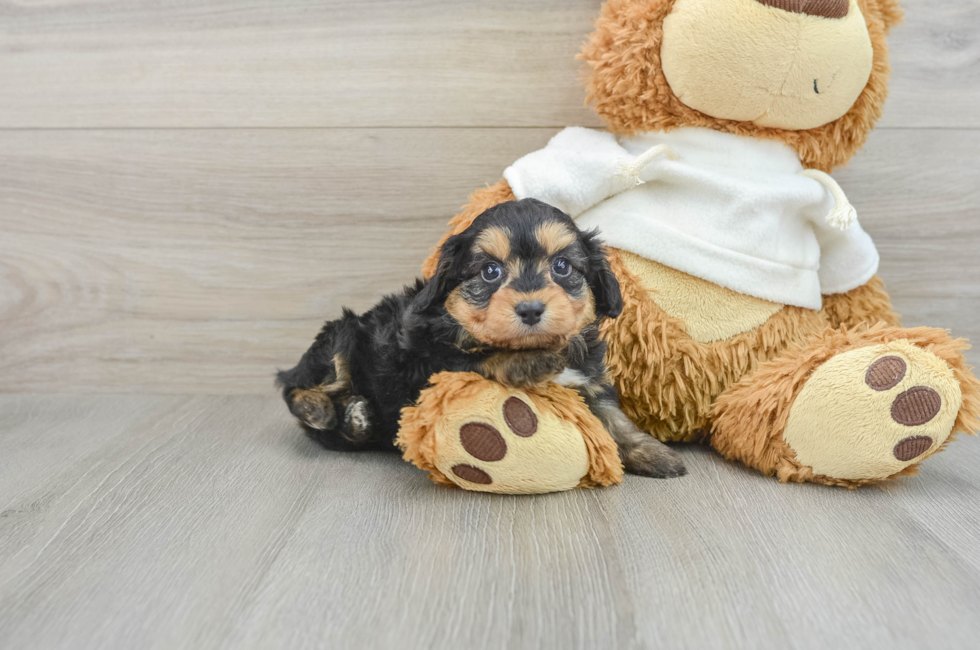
874, 443, 980, 584
886, 0, 980, 128
0, 127, 556, 394
0, 394, 180, 528
1, 394, 979, 650
2, 127, 978, 394
0, 0, 599, 129
0, 395, 337, 650
607, 445, 980, 649
0, 0, 975, 129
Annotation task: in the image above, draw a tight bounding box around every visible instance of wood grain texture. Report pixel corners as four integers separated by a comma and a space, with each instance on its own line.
1, 127, 977, 394
0, 0, 977, 129
1, 394, 979, 650
0, 128, 555, 393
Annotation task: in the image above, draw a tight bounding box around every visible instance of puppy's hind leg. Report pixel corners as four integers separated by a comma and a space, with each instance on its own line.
288, 386, 338, 431
279, 351, 352, 434
586, 386, 686, 479
340, 396, 374, 445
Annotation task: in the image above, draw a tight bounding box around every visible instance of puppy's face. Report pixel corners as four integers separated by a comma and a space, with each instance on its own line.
419, 200, 623, 350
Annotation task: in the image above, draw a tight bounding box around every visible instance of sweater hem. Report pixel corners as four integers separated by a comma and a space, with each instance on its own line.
578, 212, 824, 309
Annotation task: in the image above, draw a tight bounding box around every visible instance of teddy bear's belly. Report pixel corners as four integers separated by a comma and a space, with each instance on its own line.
618, 250, 784, 343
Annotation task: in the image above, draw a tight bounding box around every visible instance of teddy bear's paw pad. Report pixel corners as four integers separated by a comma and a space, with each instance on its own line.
865, 356, 947, 458
865, 355, 907, 391
784, 341, 963, 481
436, 393, 589, 494
890, 386, 942, 427
892, 435, 933, 462
450, 464, 492, 485
459, 423, 507, 461
503, 397, 538, 437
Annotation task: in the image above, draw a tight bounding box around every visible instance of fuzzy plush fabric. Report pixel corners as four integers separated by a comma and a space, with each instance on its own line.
820, 275, 902, 329
397, 371, 623, 493
782, 339, 962, 480
661, 0, 875, 131
502, 126, 880, 308
711, 325, 980, 488
580, 0, 902, 172
618, 251, 783, 343
600, 249, 827, 441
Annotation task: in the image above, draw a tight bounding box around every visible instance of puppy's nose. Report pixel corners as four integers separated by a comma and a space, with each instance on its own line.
753, 0, 849, 19
515, 300, 545, 326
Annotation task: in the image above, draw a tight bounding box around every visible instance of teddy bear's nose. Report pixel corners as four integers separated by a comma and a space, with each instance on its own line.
754, 0, 850, 19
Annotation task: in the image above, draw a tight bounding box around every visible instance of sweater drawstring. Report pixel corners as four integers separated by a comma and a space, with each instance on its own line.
799, 169, 857, 231
616, 144, 679, 188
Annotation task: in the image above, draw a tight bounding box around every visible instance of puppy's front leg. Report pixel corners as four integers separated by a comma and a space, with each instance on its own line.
480, 349, 566, 388
584, 385, 686, 479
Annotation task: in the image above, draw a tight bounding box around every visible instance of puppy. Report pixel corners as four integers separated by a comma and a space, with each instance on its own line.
278, 199, 685, 478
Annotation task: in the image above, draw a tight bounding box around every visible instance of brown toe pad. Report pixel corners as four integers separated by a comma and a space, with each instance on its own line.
891, 386, 942, 426
459, 423, 507, 462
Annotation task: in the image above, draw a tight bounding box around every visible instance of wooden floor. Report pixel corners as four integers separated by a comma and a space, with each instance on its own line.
3, 1, 980, 648
2, 395, 980, 650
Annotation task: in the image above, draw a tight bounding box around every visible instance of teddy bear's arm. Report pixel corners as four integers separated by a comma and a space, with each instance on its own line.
421, 179, 515, 278
821, 275, 901, 330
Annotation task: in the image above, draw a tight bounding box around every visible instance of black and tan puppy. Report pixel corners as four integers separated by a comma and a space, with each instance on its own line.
278, 199, 685, 478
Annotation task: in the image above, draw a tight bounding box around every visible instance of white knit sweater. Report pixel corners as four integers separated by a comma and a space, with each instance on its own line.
503, 127, 879, 309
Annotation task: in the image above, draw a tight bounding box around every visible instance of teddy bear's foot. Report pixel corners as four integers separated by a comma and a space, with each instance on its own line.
712, 326, 980, 487
397, 372, 623, 494
783, 343, 961, 481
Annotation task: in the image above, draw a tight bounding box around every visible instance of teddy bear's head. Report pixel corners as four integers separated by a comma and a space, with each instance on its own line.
581, 0, 904, 171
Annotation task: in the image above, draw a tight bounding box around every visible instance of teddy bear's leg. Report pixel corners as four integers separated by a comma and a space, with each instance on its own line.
600, 249, 829, 443
711, 326, 980, 487
821, 275, 902, 330
397, 372, 623, 493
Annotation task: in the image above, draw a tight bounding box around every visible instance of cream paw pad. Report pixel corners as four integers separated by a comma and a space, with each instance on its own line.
397, 372, 623, 494
783, 339, 962, 481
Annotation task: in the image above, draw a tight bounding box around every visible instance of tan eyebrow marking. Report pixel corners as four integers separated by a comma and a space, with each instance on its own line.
475, 226, 511, 261
535, 222, 577, 256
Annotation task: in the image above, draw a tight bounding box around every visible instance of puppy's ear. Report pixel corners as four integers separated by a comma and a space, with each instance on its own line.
582, 230, 623, 319
412, 232, 468, 313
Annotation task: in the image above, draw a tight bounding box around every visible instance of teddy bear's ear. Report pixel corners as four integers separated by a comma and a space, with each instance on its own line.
875, 0, 904, 34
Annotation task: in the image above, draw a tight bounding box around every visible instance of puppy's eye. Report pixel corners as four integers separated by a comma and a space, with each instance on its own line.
481, 262, 502, 282
551, 257, 572, 277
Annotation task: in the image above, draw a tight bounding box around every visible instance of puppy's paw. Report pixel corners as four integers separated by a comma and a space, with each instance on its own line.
519, 350, 567, 384
289, 388, 337, 431
344, 397, 371, 441
621, 438, 687, 479
486, 350, 567, 387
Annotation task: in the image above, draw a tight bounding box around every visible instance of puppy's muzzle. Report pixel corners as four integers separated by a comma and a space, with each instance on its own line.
515, 300, 545, 326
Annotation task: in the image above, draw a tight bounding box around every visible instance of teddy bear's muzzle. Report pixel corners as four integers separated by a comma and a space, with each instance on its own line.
754, 0, 849, 19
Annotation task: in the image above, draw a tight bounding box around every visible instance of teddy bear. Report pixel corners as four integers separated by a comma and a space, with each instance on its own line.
397, 0, 980, 491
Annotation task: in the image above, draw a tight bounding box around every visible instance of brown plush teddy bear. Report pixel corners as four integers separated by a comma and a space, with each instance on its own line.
398, 0, 980, 491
